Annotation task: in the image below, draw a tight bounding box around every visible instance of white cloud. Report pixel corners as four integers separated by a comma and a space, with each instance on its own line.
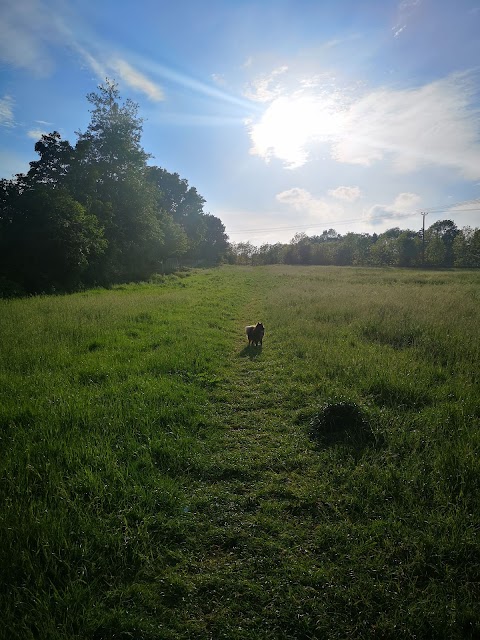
328, 186, 361, 202
247, 70, 480, 179
333, 73, 480, 179
109, 58, 164, 102
276, 187, 312, 209
27, 129, 47, 140
276, 187, 342, 221
366, 192, 421, 225
0, 96, 15, 127
244, 65, 289, 103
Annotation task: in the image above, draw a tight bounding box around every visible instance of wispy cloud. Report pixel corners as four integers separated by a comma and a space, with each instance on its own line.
58, 23, 164, 102
27, 128, 47, 140
248, 70, 480, 179
0, 0, 164, 102
134, 58, 255, 110
0, 96, 15, 127
0, 0, 57, 75
448, 197, 480, 213
366, 192, 421, 225
244, 66, 289, 103
211, 73, 226, 86
109, 58, 164, 102
328, 186, 361, 202
71, 41, 107, 79
332, 73, 480, 179
393, 0, 421, 38
399, 0, 421, 11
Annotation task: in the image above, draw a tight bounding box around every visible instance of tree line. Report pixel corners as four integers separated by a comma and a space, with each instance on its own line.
229, 221, 480, 268
0, 80, 229, 296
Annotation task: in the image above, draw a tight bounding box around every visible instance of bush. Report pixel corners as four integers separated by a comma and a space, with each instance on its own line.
0, 277, 25, 299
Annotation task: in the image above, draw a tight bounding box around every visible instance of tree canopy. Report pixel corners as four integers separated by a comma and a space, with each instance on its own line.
229, 220, 479, 269
0, 80, 229, 296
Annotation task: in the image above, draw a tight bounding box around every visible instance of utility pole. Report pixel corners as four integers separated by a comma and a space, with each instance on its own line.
421, 211, 428, 267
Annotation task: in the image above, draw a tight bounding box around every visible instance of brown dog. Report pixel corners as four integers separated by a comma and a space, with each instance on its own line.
245, 322, 265, 346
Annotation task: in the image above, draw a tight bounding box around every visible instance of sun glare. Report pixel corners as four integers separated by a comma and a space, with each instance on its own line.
249, 93, 344, 168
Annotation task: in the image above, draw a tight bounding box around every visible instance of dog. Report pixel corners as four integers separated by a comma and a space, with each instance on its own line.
245, 322, 265, 347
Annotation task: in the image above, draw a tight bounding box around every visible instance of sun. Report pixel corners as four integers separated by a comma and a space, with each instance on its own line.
249, 92, 344, 168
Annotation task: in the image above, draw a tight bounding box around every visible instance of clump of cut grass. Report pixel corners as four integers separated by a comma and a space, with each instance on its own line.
309, 399, 372, 446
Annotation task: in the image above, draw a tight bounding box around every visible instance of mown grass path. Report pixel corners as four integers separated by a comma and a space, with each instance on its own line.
1, 266, 479, 639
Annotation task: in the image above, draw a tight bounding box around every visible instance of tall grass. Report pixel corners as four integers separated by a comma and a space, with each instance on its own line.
1, 266, 479, 638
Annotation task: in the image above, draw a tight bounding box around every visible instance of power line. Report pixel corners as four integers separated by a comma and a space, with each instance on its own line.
420, 197, 480, 213
226, 198, 480, 235
228, 215, 378, 235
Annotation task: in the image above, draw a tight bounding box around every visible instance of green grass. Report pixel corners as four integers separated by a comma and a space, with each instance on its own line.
1, 266, 479, 639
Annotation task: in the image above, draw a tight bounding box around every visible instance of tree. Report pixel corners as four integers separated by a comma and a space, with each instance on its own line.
469, 229, 480, 267
0, 186, 105, 293
74, 80, 163, 282
285, 233, 312, 264
21, 131, 74, 189
254, 243, 286, 265
146, 166, 209, 258
157, 213, 189, 260
76, 79, 150, 184
194, 214, 230, 264
454, 227, 480, 267
1, 79, 228, 295
331, 233, 375, 266
315, 228, 341, 242
231, 242, 256, 265
396, 230, 421, 267
425, 235, 446, 267
369, 229, 399, 266
426, 220, 459, 267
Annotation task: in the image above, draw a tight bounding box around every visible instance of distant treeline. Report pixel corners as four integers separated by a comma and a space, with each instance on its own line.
0, 80, 229, 297
228, 223, 480, 268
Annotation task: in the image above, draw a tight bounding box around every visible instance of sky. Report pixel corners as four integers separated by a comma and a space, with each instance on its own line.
1, 0, 480, 246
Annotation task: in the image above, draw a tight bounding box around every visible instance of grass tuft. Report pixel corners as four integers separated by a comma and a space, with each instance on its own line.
309, 399, 372, 446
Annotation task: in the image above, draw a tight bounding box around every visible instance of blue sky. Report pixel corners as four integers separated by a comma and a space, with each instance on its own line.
1, 0, 480, 245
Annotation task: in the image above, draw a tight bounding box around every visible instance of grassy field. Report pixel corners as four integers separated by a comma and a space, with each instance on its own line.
1, 265, 479, 639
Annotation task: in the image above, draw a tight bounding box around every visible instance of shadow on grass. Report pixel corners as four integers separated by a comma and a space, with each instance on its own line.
239, 345, 263, 360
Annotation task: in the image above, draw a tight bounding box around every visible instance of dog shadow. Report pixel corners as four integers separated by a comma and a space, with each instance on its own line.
239, 344, 263, 359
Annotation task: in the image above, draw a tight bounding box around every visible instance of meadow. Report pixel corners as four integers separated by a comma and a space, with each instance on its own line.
1, 265, 479, 639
